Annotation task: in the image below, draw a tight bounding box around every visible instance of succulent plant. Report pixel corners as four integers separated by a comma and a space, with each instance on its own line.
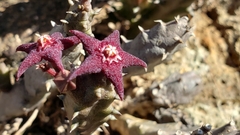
14, 0, 193, 134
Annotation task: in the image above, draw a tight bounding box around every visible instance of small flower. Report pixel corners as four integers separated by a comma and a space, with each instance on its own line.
68, 30, 147, 100
16, 32, 80, 81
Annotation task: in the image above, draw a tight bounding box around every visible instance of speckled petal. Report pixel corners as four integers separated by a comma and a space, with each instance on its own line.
70, 30, 100, 54
68, 56, 102, 81
121, 52, 147, 68
16, 51, 41, 80
103, 65, 124, 100
43, 48, 64, 72
60, 36, 81, 50
16, 43, 36, 53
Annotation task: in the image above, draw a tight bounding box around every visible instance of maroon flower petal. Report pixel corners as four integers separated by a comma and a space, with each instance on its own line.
121, 52, 147, 68
103, 65, 124, 100
43, 48, 64, 72
102, 30, 120, 46
69, 30, 100, 54
16, 52, 41, 81
68, 56, 102, 81
60, 36, 81, 50
16, 43, 36, 53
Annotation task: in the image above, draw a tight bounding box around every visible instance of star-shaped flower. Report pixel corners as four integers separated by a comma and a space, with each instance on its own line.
16, 32, 80, 81
68, 30, 147, 100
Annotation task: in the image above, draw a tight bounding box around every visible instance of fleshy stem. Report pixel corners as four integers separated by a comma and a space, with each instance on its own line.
63, 0, 94, 36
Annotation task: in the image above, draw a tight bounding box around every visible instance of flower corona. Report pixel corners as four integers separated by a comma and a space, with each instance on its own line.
100, 44, 122, 64
37, 35, 54, 51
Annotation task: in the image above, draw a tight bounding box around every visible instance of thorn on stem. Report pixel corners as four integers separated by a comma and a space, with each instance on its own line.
70, 122, 79, 133
60, 19, 69, 24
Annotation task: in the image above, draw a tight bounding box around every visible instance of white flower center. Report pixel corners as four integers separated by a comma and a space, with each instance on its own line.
37, 35, 54, 51
101, 44, 122, 64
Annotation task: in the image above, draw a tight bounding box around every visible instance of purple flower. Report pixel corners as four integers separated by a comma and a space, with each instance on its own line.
16, 32, 80, 81
68, 30, 147, 100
